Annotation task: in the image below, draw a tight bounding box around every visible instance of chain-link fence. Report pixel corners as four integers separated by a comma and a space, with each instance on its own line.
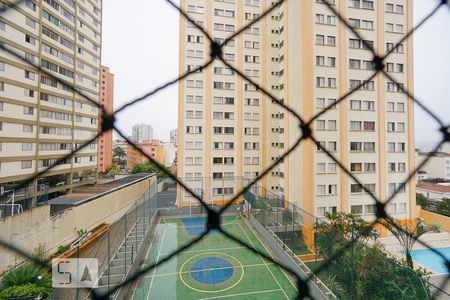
0, 0, 449, 299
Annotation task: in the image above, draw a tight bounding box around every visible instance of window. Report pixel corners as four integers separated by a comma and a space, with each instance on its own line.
351, 184, 363, 193
316, 120, 325, 130
327, 36, 336, 46
25, 70, 35, 80
363, 121, 375, 131
364, 142, 375, 152
317, 185, 326, 195
316, 163, 326, 173
350, 142, 362, 151
351, 163, 362, 172
316, 34, 325, 45
388, 162, 396, 172
386, 3, 394, 12
22, 143, 33, 151
316, 98, 325, 108
388, 142, 395, 152
316, 77, 325, 87
351, 205, 363, 214
329, 163, 337, 173
23, 107, 34, 115
365, 205, 376, 214
387, 203, 396, 213
328, 141, 337, 151
317, 207, 326, 216
21, 160, 32, 169
316, 56, 325, 66
350, 100, 361, 110
364, 163, 376, 173
349, 59, 361, 69
350, 121, 361, 131
23, 124, 33, 132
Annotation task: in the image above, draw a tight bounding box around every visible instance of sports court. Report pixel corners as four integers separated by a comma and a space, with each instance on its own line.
132, 214, 297, 299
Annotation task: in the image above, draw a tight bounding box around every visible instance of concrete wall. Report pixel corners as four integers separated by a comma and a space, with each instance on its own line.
420, 209, 450, 233
0, 175, 155, 274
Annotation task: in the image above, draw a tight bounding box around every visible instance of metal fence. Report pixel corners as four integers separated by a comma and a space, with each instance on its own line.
0, 0, 449, 299
243, 187, 431, 299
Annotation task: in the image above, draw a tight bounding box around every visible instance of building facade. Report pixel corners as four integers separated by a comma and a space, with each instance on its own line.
0, 0, 102, 209
170, 128, 177, 144
131, 123, 153, 143
98, 65, 114, 173
127, 139, 164, 170
416, 151, 450, 181
177, 0, 415, 223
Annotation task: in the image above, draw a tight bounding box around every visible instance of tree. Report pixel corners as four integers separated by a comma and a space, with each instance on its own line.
435, 198, 450, 216
131, 162, 173, 179
314, 212, 378, 259
107, 162, 119, 176
281, 208, 293, 241
385, 217, 440, 269
416, 193, 429, 210
112, 147, 126, 163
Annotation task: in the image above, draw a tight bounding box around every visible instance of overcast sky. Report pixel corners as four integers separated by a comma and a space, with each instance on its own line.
102, 0, 450, 145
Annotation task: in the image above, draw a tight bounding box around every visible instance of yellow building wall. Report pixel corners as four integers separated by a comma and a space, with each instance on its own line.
420, 208, 450, 232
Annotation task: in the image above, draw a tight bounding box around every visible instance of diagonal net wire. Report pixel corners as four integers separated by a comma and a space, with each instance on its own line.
0, 0, 449, 299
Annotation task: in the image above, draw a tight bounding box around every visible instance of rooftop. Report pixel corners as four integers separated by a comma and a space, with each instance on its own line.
48, 174, 154, 206
417, 185, 450, 193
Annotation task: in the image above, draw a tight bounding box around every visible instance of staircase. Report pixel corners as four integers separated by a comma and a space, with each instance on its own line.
94, 214, 149, 299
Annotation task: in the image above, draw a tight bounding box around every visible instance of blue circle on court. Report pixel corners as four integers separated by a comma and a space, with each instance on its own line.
190, 257, 233, 284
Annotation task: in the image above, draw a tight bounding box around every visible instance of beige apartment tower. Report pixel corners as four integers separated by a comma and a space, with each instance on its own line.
0, 0, 102, 211
177, 0, 415, 225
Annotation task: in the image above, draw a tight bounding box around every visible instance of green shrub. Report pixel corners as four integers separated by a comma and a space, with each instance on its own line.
1, 264, 52, 291
0, 283, 50, 299
57, 245, 67, 253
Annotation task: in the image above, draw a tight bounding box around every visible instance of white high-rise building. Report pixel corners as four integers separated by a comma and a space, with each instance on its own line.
0, 0, 102, 209
132, 123, 154, 143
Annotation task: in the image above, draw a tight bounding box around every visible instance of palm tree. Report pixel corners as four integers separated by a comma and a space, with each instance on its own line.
385, 217, 440, 269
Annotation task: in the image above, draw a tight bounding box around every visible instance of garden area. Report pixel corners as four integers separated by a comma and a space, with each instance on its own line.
0, 264, 53, 299
309, 212, 432, 299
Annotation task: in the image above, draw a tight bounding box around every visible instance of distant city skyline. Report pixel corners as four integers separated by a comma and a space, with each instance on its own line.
102, 0, 450, 144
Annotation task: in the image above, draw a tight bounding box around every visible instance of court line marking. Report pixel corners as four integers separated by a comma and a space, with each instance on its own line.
237, 219, 290, 300
161, 216, 239, 228
146, 226, 167, 300
179, 251, 245, 293
161, 246, 248, 256
198, 288, 283, 300
143, 262, 274, 278
243, 217, 298, 292
130, 221, 160, 300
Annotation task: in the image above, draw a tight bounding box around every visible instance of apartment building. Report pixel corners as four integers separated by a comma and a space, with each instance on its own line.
127, 139, 165, 170
177, 0, 415, 223
98, 65, 114, 173
131, 123, 153, 143
0, 0, 102, 209
416, 150, 450, 181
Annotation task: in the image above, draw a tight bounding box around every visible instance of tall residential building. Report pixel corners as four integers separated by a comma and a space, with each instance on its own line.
0, 0, 102, 209
131, 123, 153, 143
177, 0, 415, 227
98, 66, 114, 173
170, 128, 178, 144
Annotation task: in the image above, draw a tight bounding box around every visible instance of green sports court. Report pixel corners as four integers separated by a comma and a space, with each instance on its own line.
132, 214, 298, 299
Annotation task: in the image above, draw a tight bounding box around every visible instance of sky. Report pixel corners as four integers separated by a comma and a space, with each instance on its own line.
102, 0, 450, 145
